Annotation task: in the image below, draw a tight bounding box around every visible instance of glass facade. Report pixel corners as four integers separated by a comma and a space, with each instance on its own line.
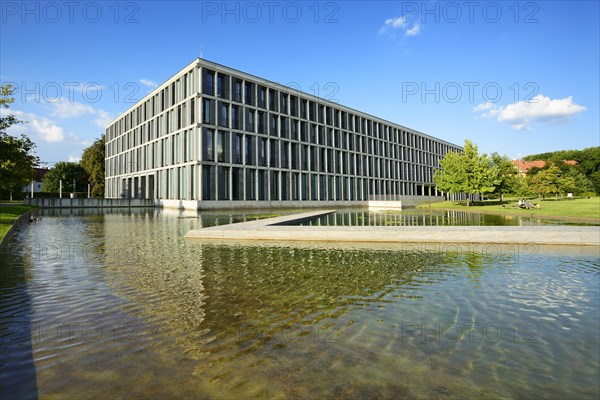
105, 59, 461, 206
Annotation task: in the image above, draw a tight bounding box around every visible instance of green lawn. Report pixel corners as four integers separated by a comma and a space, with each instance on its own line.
0, 204, 38, 241
419, 196, 600, 220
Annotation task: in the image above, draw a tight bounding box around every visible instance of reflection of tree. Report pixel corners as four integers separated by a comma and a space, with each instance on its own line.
462, 251, 485, 285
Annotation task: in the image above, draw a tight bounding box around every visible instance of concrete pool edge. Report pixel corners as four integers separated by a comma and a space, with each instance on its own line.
184, 210, 600, 247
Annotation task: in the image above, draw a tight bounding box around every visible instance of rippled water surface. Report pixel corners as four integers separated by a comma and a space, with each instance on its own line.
1, 209, 599, 399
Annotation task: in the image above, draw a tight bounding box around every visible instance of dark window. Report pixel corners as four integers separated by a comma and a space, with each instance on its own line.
244, 82, 254, 105
218, 166, 229, 200
310, 124, 317, 144
280, 117, 288, 138
270, 170, 278, 200
217, 74, 228, 99
245, 135, 254, 165
216, 131, 229, 162
190, 98, 195, 123
328, 149, 334, 173
245, 108, 255, 132
258, 170, 267, 200
269, 139, 278, 167
203, 70, 214, 95
309, 102, 316, 122
290, 96, 298, 117
232, 168, 243, 200
269, 114, 278, 136
233, 134, 243, 164
258, 138, 267, 166
301, 122, 308, 142
202, 166, 214, 200
281, 171, 289, 200
269, 89, 277, 112
302, 145, 308, 170
246, 169, 256, 200
231, 106, 239, 129
218, 102, 228, 127
280, 94, 288, 114
290, 119, 298, 140
300, 99, 307, 119
233, 80, 242, 102
319, 126, 326, 146
202, 99, 214, 124
291, 143, 298, 169
257, 111, 266, 134
202, 128, 214, 161
258, 86, 267, 108
310, 146, 317, 172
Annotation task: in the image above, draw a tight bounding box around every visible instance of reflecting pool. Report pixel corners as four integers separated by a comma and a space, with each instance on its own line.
297, 209, 600, 226
1, 209, 599, 399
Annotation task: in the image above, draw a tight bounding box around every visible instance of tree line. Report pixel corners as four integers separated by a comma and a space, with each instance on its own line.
434, 139, 599, 206
523, 146, 600, 194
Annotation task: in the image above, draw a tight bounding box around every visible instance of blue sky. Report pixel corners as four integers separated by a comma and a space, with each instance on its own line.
1, 0, 598, 165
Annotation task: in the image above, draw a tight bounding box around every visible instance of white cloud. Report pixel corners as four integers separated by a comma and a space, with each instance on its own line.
379, 16, 422, 37
474, 95, 586, 130
7, 110, 65, 142
50, 98, 96, 118
31, 118, 65, 142
511, 123, 529, 131
384, 16, 407, 29
68, 155, 81, 162
473, 102, 495, 111
48, 99, 113, 128
93, 110, 113, 128
405, 23, 421, 37
140, 79, 158, 89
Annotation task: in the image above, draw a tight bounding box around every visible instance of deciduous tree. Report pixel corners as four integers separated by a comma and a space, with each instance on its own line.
0, 85, 40, 199
434, 139, 498, 206
42, 162, 89, 193
81, 135, 105, 197
527, 163, 574, 199
490, 152, 519, 203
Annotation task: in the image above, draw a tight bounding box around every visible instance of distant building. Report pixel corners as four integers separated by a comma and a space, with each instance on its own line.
105, 59, 463, 209
512, 159, 578, 176
23, 167, 49, 193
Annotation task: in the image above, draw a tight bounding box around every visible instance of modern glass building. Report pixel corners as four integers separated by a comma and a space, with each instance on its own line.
105, 59, 461, 209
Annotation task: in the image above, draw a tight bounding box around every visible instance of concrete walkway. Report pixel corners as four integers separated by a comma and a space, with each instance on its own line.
184, 210, 600, 246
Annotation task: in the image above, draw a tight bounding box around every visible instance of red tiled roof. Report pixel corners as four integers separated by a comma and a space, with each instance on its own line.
512, 159, 579, 172
513, 160, 546, 172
